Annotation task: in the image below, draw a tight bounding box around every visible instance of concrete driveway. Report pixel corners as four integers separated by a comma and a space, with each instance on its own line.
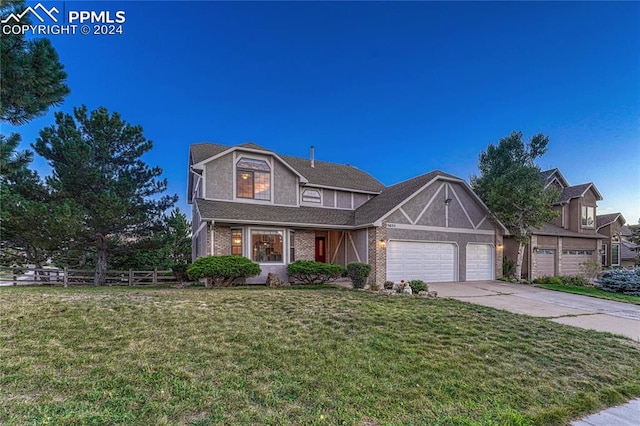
428, 281, 640, 341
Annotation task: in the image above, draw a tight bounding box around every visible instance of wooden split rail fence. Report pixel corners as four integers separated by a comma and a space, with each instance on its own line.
0, 266, 178, 287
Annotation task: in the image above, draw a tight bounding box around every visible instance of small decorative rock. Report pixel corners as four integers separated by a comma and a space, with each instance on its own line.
418, 290, 429, 297
392, 283, 403, 292
266, 272, 289, 287
428, 291, 438, 298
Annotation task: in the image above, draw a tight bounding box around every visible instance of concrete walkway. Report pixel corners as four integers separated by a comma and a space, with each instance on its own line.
427, 280, 640, 425
428, 280, 640, 340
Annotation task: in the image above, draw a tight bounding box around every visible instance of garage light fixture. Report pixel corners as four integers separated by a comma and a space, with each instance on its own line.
378, 239, 387, 249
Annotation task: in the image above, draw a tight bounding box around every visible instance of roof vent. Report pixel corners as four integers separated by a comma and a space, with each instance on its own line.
310, 146, 315, 168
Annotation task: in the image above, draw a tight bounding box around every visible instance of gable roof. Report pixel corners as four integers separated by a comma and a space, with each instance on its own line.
189, 142, 384, 194
541, 168, 569, 189
353, 171, 449, 226
621, 239, 639, 261
596, 213, 625, 230
558, 182, 603, 203
353, 170, 507, 230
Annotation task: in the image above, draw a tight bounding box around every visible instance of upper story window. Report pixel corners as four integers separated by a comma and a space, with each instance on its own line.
581, 206, 595, 228
302, 189, 321, 203
237, 157, 270, 200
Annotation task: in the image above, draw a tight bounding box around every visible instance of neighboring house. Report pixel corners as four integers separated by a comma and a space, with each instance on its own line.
596, 213, 630, 268
504, 168, 606, 279
188, 142, 506, 285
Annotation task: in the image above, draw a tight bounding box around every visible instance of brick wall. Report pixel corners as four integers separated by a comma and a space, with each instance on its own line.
295, 229, 315, 261
213, 224, 231, 256
367, 226, 387, 285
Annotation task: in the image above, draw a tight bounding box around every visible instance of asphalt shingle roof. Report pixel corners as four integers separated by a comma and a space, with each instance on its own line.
531, 222, 606, 239
596, 213, 623, 229
189, 143, 384, 193
354, 171, 458, 226
621, 239, 639, 261
196, 199, 356, 227
559, 183, 595, 203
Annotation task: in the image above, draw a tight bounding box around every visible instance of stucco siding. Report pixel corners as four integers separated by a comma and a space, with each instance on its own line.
400, 182, 442, 222
385, 210, 412, 225
353, 193, 369, 209
450, 182, 484, 227
205, 153, 234, 200
323, 189, 335, 207
274, 160, 298, 206
336, 191, 352, 209
563, 237, 597, 250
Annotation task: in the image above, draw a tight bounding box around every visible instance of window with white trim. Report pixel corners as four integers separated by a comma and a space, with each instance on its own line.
581, 206, 595, 228
236, 157, 271, 200
289, 230, 296, 262
231, 229, 243, 256
601, 243, 607, 265
612, 235, 620, 266
251, 230, 284, 263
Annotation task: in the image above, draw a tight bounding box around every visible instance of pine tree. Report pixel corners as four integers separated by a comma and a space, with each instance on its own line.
33, 106, 178, 285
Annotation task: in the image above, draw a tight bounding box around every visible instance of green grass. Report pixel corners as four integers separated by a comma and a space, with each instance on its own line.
540, 283, 640, 305
1, 286, 639, 425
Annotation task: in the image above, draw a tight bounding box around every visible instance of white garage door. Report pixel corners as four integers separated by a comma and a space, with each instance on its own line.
561, 250, 594, 276
535, 249, 555, 277
387, 241, 456, 283
466, 244, 494, 281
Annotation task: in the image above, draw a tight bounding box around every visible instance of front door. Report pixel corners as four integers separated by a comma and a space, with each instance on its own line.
315, 237, 326, 262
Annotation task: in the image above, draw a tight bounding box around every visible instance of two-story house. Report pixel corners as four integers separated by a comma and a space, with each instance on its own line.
188, 142, 506, 285
504, 168, 606, 279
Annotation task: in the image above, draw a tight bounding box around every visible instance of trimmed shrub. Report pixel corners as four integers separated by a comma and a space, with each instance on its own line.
596, 268, 640, 295
187, 255, 261, 287
346, 262, 372, 289
559, 275, 589, 287
407, 279, 428, 293
286, 260, 344, 285
383, 281, 395, 290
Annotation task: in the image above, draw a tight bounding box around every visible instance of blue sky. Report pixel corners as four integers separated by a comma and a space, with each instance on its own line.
7, 1, 640, 223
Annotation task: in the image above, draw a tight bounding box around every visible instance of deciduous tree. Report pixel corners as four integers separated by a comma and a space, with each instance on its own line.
472, 131, 559, 280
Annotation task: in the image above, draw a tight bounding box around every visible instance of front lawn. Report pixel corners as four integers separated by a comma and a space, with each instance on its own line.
1, 286, 639, 425
539, 283, 640, 305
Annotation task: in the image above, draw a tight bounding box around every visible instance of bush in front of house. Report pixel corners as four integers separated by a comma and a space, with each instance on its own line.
596, 268, 640, 296
407, 279, 428, 293
558, 275, 589, 287
286, 260, 344, 284
533, 276, 562, 285
346, 262, 372, 289
187, 255, 261, 287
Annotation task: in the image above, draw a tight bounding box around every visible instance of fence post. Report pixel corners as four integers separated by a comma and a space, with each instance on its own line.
13, 272, 17, 286
153, 268, 157, 285
129, 269, 133, 286
63, 267, 68, 288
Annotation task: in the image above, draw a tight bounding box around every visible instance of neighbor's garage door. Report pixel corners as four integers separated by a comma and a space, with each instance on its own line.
387, 241, 456, 283
561, 250, 594, 276
535, 249, 555, 277
466, 244, 494, 281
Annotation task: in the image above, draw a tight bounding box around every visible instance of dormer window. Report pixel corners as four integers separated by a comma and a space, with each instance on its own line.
581, 206, 595, 228
236, 157, 270, 200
